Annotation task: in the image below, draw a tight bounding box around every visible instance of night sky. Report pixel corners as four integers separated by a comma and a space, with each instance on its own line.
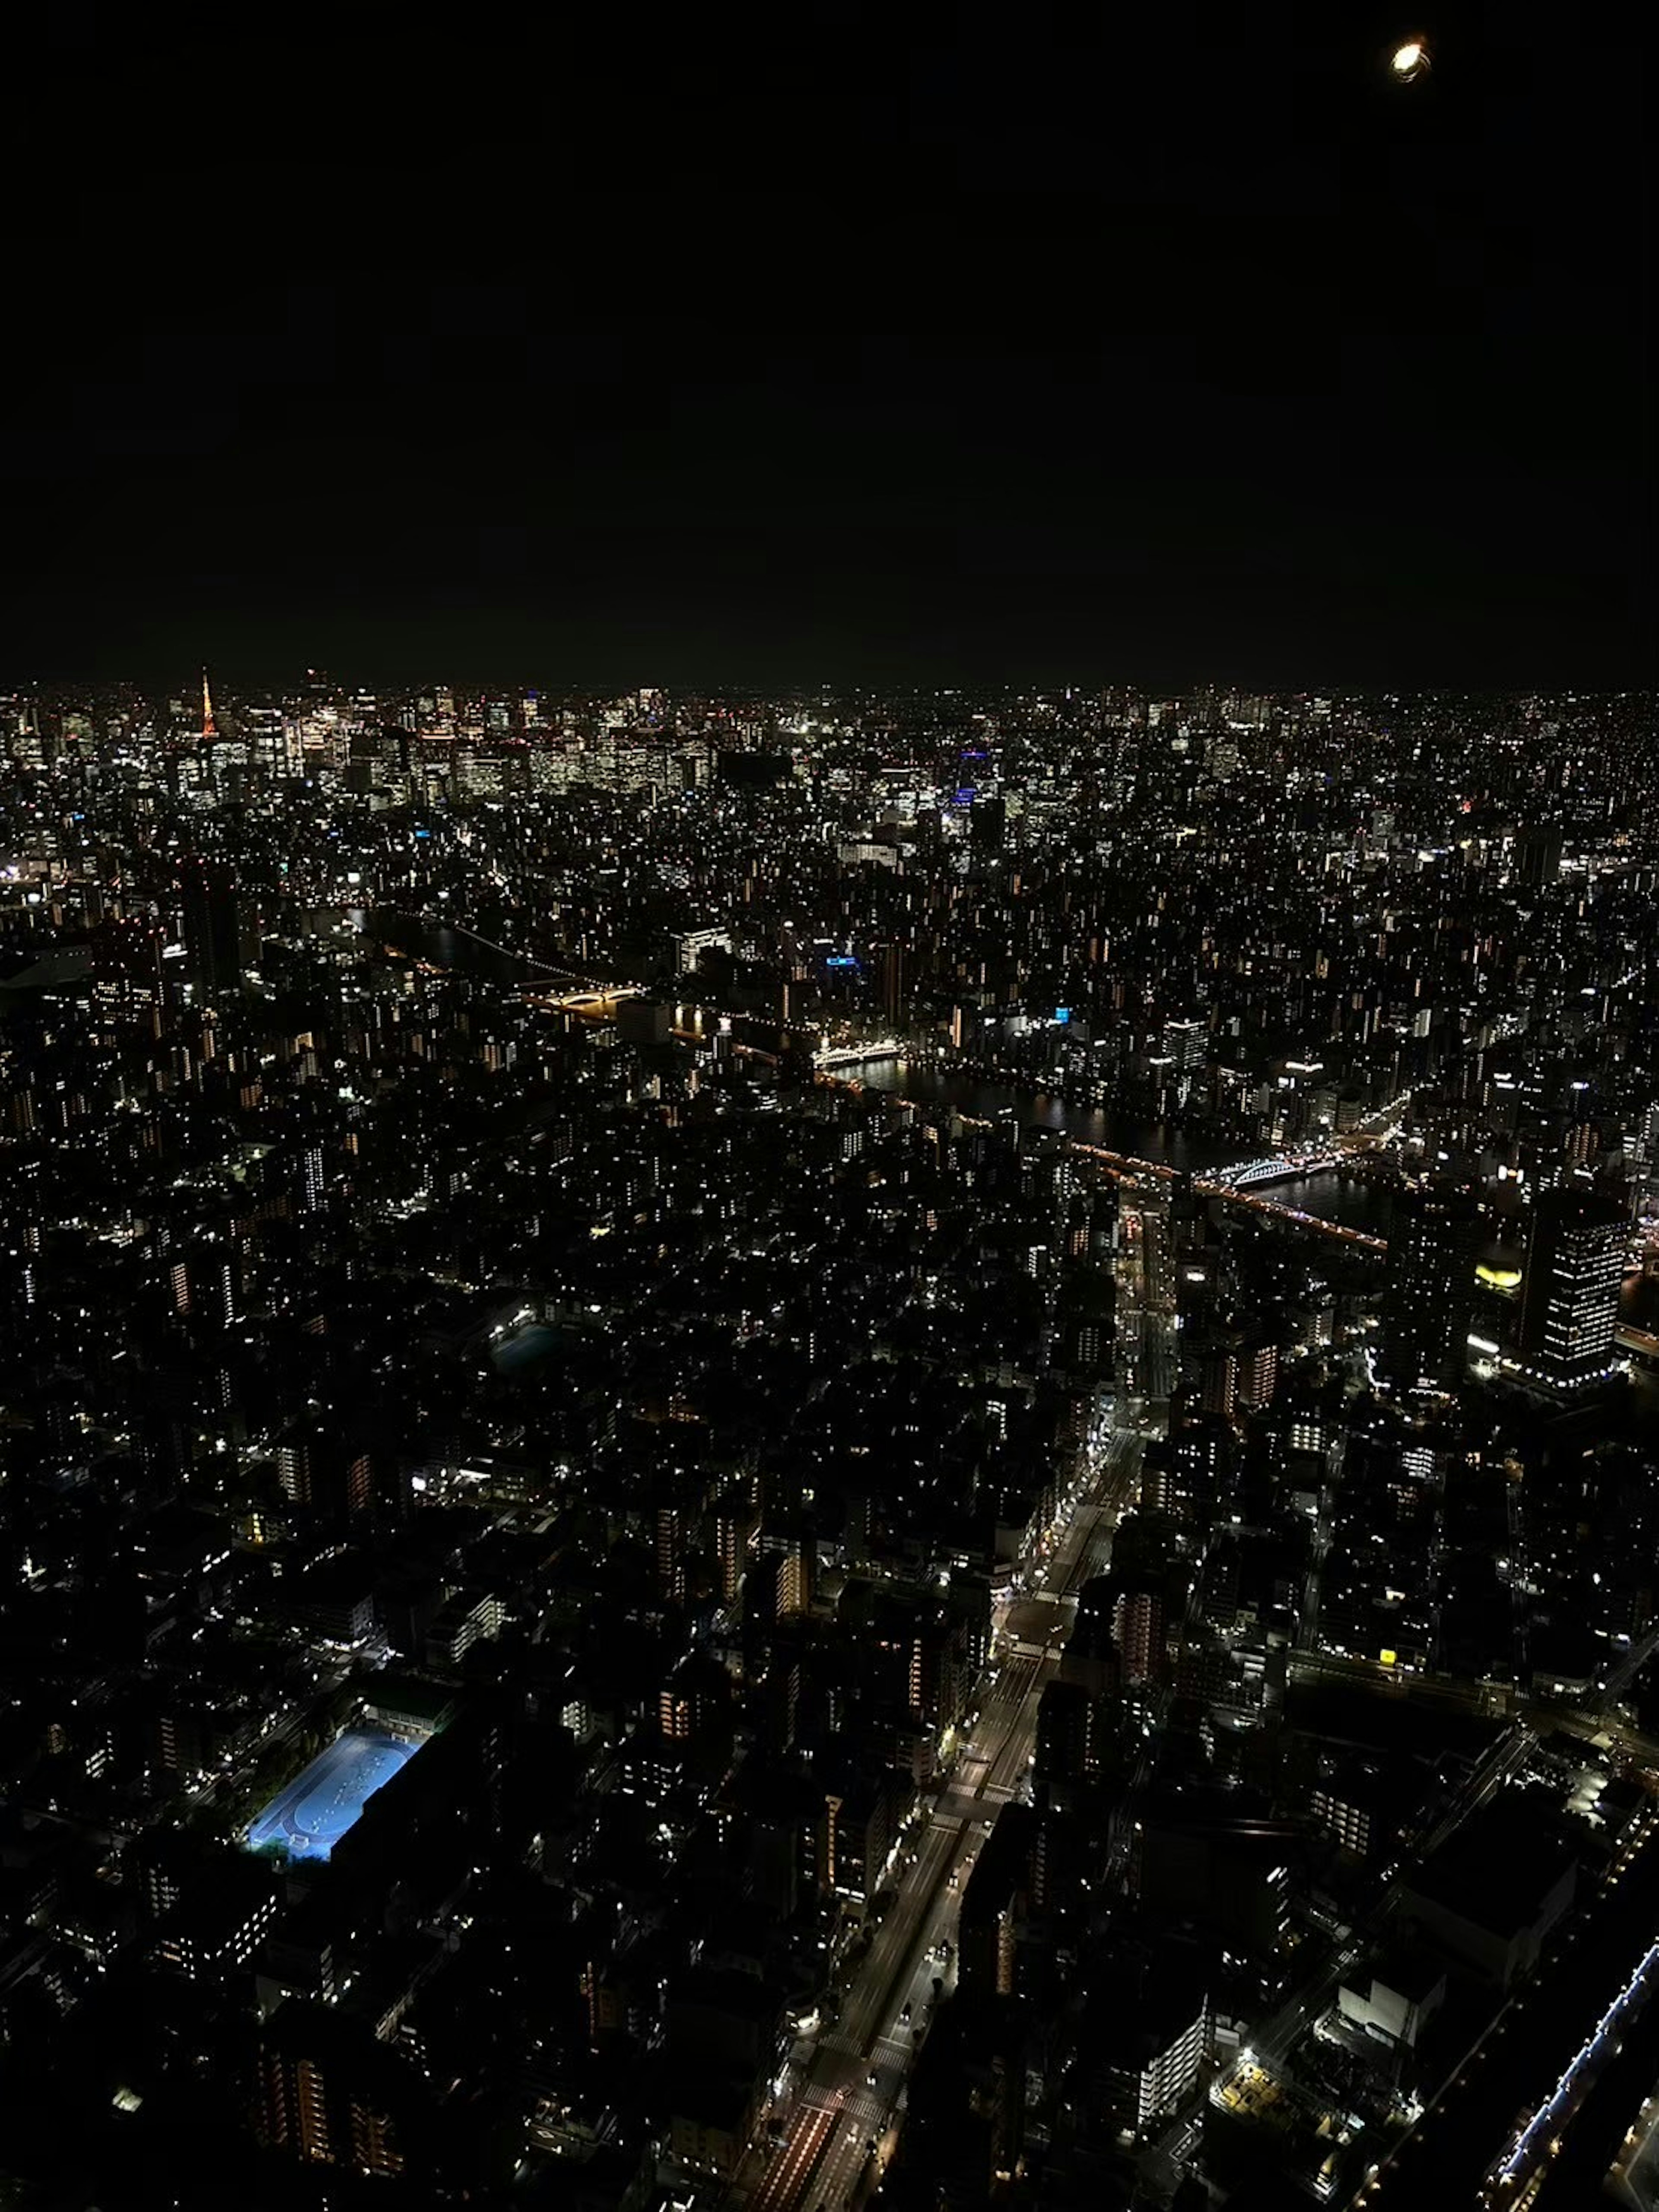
3, 3, 1650, 691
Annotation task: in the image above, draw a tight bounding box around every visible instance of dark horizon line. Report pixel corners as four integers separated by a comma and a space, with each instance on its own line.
5, 667, 1654, 703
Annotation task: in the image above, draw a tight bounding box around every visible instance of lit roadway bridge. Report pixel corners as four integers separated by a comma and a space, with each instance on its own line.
1065, 1141, 1390, 1253
518, 981, 644, 1014
512, 1008, 1652, 1316
366, 911, 624, 994
1214, 1151, 1343, 1190
510, 1016, 1396, 1257
513, 1017, 1645, 1298
814, 1040, 904, 1071
728, 1419, 1146, 2212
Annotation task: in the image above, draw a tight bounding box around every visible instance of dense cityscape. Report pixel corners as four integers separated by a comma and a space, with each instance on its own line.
0, 675, 1656, 2211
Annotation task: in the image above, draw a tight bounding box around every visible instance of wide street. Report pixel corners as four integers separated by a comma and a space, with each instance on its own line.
731, 1413, 1147, 2212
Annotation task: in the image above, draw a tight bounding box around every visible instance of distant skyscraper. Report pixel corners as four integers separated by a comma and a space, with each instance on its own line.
1518, 1186, 1625, 1387
1514, 827, 1563, 887
879, 941, 906, 1028
1380, 1183, 1482, 1393
970, 794, 1007, 851
180, 860, 253, 997
1161, 1017, 1208, 1073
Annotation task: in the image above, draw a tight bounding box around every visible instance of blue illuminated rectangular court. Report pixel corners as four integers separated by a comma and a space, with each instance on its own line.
245, 1727, 420, 1861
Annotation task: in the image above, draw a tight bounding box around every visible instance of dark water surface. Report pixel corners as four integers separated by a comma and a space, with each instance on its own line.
851, 1057, 1397, 1235
349, 939, 1397, 1237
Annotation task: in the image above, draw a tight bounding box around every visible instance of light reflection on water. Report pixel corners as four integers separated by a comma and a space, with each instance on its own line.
849, 1057, 1396, 1236
338, 929, 1398, 1239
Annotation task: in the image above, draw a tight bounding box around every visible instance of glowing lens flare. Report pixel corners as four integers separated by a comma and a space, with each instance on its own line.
1391, 38, 1430, 81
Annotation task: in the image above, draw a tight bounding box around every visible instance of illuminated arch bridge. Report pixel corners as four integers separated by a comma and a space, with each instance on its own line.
1216, 1152, 1341, 1190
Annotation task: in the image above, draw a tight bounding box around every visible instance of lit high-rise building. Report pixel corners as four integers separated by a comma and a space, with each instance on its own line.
255, 2003, 416, 2176
1380, 1183, 1482, 1393
1518, 1186, 1625, 1387
1161, 1016, 1208, 1073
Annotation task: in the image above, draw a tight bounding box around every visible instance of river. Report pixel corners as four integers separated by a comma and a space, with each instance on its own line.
357, 908, 563, 986
340, 926, 1396, 1240
847, 1056, 1398, 1238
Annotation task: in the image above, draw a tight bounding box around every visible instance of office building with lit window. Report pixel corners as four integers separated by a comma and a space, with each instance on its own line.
1518, 1185, 1626, 1388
